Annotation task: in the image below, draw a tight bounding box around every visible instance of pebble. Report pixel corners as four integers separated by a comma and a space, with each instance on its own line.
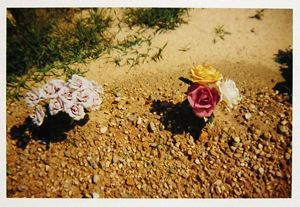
149, 122, 157, 132
92, 192, 100, 198
233, 137, 240, 143
137, 117, 142, 125
45, 165, 50, 172
278, 125, 289, 136
258, 167, 264, 175
245, 113, 252, 120
113, 155, 119, 163
214, 179, 222, 186
195, 159, 200, 165
126, 177, 135, 186
93, 175, 100, 184
128, 115, 135, 123
276, 171, 282, 177
100, 127, 108, 134
263, 132, 272, 139
285, 152, 291, 160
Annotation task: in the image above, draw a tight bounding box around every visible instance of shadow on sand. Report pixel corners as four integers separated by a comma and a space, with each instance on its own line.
150, 99, 205, 140
273, 48, 292, 103
9, 112, 89, 150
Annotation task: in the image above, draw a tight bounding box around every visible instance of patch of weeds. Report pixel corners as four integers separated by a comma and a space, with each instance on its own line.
250, 9, 265, 20
124, 8, 188, 32
152, 42, 168, 62
7, 8, 111, 100
178, 43, 191, 52
213, 25, 231, 43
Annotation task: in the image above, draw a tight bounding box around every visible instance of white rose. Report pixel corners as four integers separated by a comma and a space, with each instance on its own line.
64, 102, 85, 121
43, 79, 65, 99
73, 89, 94, 108
25, 88, 45, 107
30, 105, 45, 126
49, 97, 64, 115
218, 79, 241, 108
58, 86, 75, 104
67, 74, 92, 91
90, 92, 102, 111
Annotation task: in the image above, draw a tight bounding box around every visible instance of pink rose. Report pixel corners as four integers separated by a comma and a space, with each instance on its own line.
25, 88, 45, 107
43, 79, 65, 99
73, 89, 94, 108
30, 105, 45, 126
57, 86, 74, 104
64, 102, 85, 121
67, 74, 92, 91
187, 83, 220, 118
49, 97, 64, 115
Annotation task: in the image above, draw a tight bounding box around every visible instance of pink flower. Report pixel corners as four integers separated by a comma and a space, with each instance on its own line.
187, 83, 220, 118
57, 86, 75, 104
30, 105, 45, 126
64, 102, 85, 121
73, 89, 94, 108
67, 74, 92, 91
43, 80, 64, 99
49, 97, 64, 115
25, 88, 45, 107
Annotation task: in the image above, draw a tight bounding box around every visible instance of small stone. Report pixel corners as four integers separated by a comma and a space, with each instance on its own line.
126, 177, 135, 186
263, 132, 272, 139
278, 125, 289, 136
137, 117, 142, 125
233, 137, 240, 143
93, 175, 100, 184
281, 120, 288, 126
285, 152, 291, 160
276, 171, 282, 177
45, 165, 50, 172
258, 144, 263, 149
92, 192, 100, 198
100, 127, 108, 134
245, 113, 252, 120
195, 159, 200, 165
214, 179, 222, 186
258, 167, 264, 175
113, 155, 119, 163
128, 115, 135, 123
105, 161, 110, 168
149, 122, 157, 132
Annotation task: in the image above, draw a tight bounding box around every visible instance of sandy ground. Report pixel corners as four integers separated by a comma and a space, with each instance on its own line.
6, 9, 292, 198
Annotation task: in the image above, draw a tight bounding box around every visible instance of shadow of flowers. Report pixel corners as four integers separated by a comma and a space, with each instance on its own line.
273, 48, 292, 102
9, 112, 89, 150
150, 99, 205, 140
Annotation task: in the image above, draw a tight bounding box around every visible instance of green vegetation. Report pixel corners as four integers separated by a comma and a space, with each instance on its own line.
213, 25, 231, 43
124, 8, 188, 32
250, 9, 265, 20
7, 8, 188, 100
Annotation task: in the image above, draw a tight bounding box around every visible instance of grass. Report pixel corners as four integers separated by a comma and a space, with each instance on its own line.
213, 25, 231, 43
7, 8, 188, 101
124, 8, 188, 32
250, 9, 265, 20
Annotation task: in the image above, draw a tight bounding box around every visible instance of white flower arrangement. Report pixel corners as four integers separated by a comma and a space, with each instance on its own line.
25, 74, 104, 126
217, 79, 242, 109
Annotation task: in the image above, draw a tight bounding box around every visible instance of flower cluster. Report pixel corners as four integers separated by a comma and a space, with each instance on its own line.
25, 75, 104, 126
187, 64, 241, 119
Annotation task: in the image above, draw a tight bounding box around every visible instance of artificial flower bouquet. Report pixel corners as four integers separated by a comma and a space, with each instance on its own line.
186, 64, 241, 125
25, 74, 104, 126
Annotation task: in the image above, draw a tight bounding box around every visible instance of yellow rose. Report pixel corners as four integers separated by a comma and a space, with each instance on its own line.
190, 64, 222, 84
